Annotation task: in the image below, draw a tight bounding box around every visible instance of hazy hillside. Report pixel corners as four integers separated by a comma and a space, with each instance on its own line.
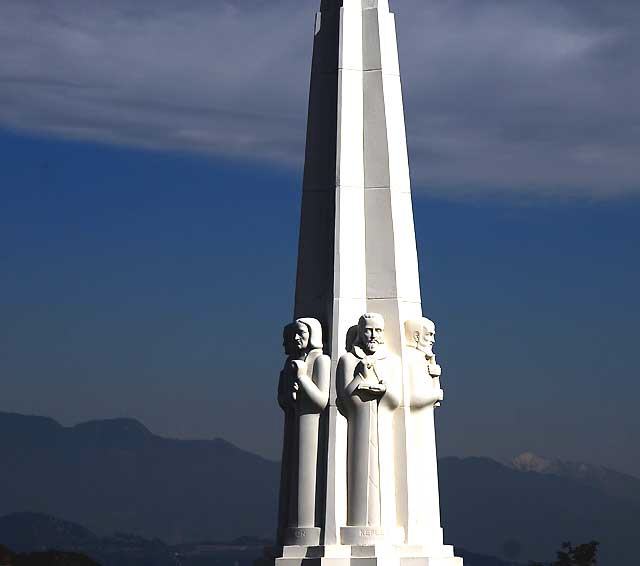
439, 457, 639, 566
511, 451, 640, 502
0, 412, 279, 543
2, 412, 638, 566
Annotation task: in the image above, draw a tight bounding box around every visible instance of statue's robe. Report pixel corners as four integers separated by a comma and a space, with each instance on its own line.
405, 347, 444, 546
278, 348, 330, 535
336, 346, 401, 527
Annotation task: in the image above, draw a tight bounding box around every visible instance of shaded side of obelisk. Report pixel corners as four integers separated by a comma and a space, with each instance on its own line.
293, 1, 342, 335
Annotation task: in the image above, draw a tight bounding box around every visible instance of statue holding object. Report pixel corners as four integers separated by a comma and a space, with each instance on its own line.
336, 313, 401, 532
278, 318, 330, 546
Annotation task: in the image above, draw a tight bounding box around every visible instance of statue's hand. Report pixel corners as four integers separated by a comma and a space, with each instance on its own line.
362, 358, 376, 380
359, 381, 386, 395
291, 359, 307, 379
428, 363, 442, 378
368, 382, 387, 396
354, 381, 385, 401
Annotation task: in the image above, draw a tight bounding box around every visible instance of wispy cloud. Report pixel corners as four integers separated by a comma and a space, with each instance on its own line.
1, 0, 638, 198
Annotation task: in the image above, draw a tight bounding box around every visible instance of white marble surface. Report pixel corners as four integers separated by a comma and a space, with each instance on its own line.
272, 2, 464, 565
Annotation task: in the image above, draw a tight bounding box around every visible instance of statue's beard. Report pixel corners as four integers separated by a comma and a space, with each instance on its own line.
421, 345, 434, 358
364, 338, 384, 353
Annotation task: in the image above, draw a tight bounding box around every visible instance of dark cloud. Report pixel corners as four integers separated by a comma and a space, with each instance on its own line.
398, 0, 640, 196
0, 0, 638, 197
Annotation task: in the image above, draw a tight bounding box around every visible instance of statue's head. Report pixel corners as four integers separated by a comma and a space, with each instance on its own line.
283, 318, 323, 357
405, 317, 436, 358
356, 313, 385, 355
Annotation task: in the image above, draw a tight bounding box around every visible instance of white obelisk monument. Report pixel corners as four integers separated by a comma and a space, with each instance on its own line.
271, 1, 463, 565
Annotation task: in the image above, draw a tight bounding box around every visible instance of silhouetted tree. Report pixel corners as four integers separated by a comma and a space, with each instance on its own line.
530, 541, 599, 566
0, 546, 99, 566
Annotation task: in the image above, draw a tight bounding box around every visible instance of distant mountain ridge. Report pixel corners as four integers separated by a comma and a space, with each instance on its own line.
0, 512, 96, 552
0, 411, 279, 543
510, 451, 640, 502
1, 411, 639, 566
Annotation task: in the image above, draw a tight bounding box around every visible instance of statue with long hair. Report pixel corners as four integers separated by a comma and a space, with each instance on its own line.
277, 318, 330, 546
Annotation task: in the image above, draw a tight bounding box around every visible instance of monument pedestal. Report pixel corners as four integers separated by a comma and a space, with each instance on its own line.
272, 543, 462, 566
281, 528, 323, 547
340, 527, 404, 546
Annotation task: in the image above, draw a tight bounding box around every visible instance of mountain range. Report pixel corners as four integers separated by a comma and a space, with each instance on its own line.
0, 412, 278, 543
510, 451, 640, 503
1, 411, 638, 566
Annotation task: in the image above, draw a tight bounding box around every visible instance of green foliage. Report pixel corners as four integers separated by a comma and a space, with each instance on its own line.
529, 541, 599, 566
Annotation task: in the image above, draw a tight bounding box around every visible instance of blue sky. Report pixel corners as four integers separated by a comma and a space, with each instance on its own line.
1, 0, 639, 476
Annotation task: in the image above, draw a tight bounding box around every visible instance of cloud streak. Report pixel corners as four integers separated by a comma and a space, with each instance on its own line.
1, 0, 638, 198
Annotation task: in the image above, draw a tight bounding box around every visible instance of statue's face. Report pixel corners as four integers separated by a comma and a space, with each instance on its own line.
359, 317, 385, 355
417, 320, 436, 358
285, 322, 310, 356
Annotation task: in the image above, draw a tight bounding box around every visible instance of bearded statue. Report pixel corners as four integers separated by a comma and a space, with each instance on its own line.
404, 317, 445, 545
336, 313, 401, 532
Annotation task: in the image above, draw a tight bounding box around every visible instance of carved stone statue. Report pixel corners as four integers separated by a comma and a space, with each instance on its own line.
404, 317, 445, 545
405, 317, 443, 406
277, 318, 330, 546
336, 313, 401, 531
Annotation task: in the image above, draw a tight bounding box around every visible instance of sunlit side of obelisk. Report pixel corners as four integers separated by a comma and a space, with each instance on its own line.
268, 1, 463, 565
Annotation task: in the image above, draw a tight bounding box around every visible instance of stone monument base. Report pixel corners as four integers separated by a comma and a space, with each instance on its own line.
261, 543, 463, 566
340, 526, 405, 546
281, 528, 323, 547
